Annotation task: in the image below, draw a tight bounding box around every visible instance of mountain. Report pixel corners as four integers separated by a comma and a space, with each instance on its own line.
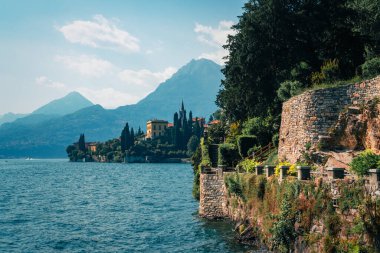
32, 91, 94, 115
0, 113, 28, 126
0, 59, 223, 158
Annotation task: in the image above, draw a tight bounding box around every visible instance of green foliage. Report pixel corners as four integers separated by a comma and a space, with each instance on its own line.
237, 135, 257, 158
223, 173, 379, 252
200, 138, 211, 167
191, 145, 202, 200
238, 159, 260, 173
312, 59, 340, 85
218, 143, 240, 167
78, 134, 86, 152
187, 135, 200, 155
224, 173, 244, 200
277, 80, 303, 102
350, 149, 380, 176
207, 122, 227, 144
217, 0, 367, 123
270, 197, 297, 252
362, 57, 380, 79
242, 117, 273, 146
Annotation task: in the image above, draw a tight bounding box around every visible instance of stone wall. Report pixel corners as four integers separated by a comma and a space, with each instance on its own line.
199, 168, 227, 218
279, 76, 380, 163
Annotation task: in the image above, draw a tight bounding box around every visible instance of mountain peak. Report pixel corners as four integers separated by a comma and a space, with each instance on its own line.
32, 91, 94, 116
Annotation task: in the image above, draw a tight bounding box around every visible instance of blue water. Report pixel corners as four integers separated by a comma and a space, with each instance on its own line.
0, 160, 253, 252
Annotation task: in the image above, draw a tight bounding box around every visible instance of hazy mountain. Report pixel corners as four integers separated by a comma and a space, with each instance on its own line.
32, 91, 94, 115
0, 59, 222, 158
0, 113, 28, 126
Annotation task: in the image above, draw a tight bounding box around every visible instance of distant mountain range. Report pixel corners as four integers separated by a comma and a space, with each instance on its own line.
0, 113, 27, 126
0, 59, 223, 158
0, 92, 94, 126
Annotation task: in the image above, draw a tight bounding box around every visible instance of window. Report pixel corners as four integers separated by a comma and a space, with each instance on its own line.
153, 125, 156, 130
159, 125, 161, 130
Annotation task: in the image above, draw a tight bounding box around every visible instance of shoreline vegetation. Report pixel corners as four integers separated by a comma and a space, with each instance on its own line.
191, 0, 380, 252
66, 103, 207, 164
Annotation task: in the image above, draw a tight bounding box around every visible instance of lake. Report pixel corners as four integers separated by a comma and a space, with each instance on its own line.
0, 159, 253, 252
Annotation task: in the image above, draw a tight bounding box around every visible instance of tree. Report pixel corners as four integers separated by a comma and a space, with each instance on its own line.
208, 115, 214, 123
187, 135, 200, 155
217, 0, 366, 123
78, 134, 86, 152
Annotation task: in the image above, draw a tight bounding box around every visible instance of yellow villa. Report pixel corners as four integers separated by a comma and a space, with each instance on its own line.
146, 119, 169, 139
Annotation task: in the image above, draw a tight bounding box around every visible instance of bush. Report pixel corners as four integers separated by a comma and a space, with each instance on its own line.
277, 80, 303, 102
237, 135, 257, 158
349, 149, 380, 176
218, 143, 241, 167
238, 158, 260, 173
275, 161, 296, 176
321, 59, 340, 83
224, 173, 244, 200
311, 59, 340, 85
362, 57, 380, 79
200, 138, 211, 167
242, 117, 273, 146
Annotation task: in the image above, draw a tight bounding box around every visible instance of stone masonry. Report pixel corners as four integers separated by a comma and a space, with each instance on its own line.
199, 168, 227, 218
279, 76, 380, 163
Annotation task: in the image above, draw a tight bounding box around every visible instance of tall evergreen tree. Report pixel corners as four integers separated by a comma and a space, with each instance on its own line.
78, 134, 86, 152
130, 128, 135, 147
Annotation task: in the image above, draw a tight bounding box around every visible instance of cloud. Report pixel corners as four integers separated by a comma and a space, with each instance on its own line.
194, 20, 235, 64
75, 87, 139, 108
55, 54, 114, 77
36, 76, 66, 89
118, 67, 177, 89
58, 15, 140, 52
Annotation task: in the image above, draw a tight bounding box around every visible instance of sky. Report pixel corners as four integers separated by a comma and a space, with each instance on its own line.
0, 0, 245, 115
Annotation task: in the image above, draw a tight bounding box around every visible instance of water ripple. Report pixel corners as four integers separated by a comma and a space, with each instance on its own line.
0, 159, 254, 252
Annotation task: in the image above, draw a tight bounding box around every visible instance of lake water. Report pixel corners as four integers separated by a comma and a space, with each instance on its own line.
0, 159, 253, 252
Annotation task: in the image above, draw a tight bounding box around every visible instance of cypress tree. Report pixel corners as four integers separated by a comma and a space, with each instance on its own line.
130, 128, 135, 147
78, 134, 86, 152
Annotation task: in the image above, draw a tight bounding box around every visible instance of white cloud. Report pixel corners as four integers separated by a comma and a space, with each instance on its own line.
36, 76, 66, 89
194, 20, 235, 64
118, 67, 177, 89
75, 87, 139, 108
55, 55, 114, 77
58, 15, 140, 52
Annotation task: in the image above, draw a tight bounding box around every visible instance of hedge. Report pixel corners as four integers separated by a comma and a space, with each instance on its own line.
218, 143, 241, 167
237, 135, 257, 158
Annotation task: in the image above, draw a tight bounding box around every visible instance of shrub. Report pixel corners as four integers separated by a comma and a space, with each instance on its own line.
200, 138, 211, 167
242, 117, 273, 146
225, 173, 244, 200
238, 158, 260, 173
362, 57, 380, 79
311, 59, 340, 85
321, 59, 340, 83
349, 149, 380, 176
237, 135, 257, 158
275, 161, 296, 176
277, 80, 303, 102
218, 143, 241, 167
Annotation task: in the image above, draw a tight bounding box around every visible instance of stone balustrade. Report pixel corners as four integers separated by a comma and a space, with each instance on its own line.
255, 165, 264, 175
265, 165, 275, 177
327, 167, 345, 179
297, 166, 311, 180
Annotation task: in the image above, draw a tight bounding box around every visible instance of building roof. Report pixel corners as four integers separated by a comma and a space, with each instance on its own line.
209, 120, 221, 125
147, 119, 168, 124
167, 123, 174, 127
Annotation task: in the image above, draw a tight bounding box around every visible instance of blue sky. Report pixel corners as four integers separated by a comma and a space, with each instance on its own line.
0, 0, 245, 114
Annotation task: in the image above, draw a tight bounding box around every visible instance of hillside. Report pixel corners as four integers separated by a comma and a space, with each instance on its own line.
0, 113, 27, 126
0, 59, 223, 158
